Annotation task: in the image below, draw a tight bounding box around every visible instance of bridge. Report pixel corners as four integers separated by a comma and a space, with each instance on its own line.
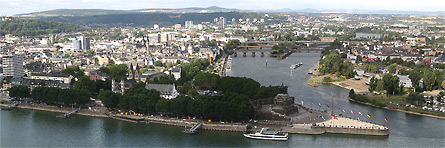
182, 122, 202, 134
56, 109, 78, 118
231, 46, 324, 57
1, 103, 19, 110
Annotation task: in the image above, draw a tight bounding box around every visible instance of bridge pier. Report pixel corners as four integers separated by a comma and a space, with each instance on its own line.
261, 52, 264, 57
252, 52, 256, 57
234, 52, 237, 57
243, 52, 246, 57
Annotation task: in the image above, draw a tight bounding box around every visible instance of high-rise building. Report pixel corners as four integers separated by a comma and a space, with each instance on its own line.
85, 37, 90, 50
73, 39, 81, 50
185, 21, 193, 29
218, 17, 226, 28
76, 36, 90, 50
174, 24, 182, 30
2, 54, 24, 78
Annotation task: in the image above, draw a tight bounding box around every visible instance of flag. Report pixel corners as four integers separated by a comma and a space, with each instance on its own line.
326, 105, 329, 109
359, 112, 362, 116
342, 108, 346, 113
350, 110, 354, 114
384, 117, 388, 122
367, 114, 371, 118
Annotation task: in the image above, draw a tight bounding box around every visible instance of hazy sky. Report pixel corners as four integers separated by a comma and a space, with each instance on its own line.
1, 0, 444, 16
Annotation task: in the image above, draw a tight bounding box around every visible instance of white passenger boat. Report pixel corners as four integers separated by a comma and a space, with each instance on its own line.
243, 128, 288, 141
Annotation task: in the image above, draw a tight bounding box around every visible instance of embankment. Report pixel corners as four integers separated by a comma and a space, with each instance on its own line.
348, 97, 445, 120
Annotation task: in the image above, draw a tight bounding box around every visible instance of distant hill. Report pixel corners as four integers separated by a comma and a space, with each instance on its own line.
18, 9, 137, 17
0, 18, 86, 36
26, 12, 247, 27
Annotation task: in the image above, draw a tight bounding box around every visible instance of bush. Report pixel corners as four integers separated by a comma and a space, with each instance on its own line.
323, 77, 332, 82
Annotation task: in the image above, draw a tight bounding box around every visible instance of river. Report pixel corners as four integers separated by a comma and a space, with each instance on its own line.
1, 52, 444, 147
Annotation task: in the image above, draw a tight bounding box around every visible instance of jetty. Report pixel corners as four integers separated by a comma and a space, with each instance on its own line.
182, 122, 202, 134
1, 103, 19, 110
56, 109, 78, 118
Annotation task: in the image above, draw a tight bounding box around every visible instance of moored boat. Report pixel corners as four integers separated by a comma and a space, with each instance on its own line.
243, 128, 288, 141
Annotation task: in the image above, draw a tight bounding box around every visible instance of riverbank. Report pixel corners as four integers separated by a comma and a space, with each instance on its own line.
0, 102, 247, 132
348, 97, 445, 120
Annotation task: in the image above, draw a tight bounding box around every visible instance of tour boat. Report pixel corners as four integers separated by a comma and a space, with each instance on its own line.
243, 128, 288, 141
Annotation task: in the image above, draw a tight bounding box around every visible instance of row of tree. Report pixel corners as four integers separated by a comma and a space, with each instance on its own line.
31, 87, 90, 106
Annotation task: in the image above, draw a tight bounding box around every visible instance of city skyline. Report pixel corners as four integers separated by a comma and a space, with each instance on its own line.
1, 0, 444, 16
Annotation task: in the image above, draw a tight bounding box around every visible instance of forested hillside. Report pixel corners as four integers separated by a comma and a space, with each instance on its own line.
0, 18, 86, 36
38, 12, 248, 27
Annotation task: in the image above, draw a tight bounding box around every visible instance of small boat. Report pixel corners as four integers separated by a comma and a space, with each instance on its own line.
308, 70, 313, 74
243, 128, 288, 141
290, 62, 303, 69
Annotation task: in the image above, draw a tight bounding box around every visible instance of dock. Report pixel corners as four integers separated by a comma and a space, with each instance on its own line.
1, 103, 19, 110
56, 109, 78, 118
182, 122, 202, 134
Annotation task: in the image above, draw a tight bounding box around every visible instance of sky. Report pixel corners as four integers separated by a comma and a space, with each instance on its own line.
1, 0, 444, 16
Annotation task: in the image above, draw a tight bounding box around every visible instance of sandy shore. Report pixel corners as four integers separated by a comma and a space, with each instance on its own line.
331, 78, 369, 93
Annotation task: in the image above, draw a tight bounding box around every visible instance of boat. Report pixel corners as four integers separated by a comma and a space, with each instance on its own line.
243, 128, 288, 141
290, 62, 303, 69
308, 70, 313, 74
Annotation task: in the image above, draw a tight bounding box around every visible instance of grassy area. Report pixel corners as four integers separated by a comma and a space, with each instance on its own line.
307, 75, 325, 87
364, 94, 445, 117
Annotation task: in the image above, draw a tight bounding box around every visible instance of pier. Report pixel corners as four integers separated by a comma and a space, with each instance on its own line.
182, 122, 202, 134
1, 103, 19, 110
56, 109, 78, 118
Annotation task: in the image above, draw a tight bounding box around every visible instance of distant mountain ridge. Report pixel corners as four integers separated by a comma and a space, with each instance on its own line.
16, 6, 444, 17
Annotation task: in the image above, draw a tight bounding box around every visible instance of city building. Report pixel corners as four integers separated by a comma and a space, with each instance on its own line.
145, 84, 179, 99
2, 54, 24, 78
185, 21, 193, 29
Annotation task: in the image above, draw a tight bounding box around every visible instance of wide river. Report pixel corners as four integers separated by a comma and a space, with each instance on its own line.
1, 52, 444, 147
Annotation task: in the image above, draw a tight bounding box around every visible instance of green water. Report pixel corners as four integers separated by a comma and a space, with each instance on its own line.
1, 52, 444, 147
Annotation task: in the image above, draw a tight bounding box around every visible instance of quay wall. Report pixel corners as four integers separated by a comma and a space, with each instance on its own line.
147, 117, 246, 132
314, 126, 389, 136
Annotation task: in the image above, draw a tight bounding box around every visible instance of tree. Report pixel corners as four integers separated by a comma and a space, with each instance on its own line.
442, 80, 445, 89
155, 99, 171, 113
98, 89, 120, 109
180, 82, 191, 94
409, 70, 421, 91
109, 64, 128, 81
224, 39, 242, 52
154, 61, 163, 67
61, 66, 80, 75
170, 96, 190, 117
388, 64, 397, 74
86, 50, 94, 55
73, 76, 96, 96
8, 86, 30, 99
187, 89, 199, 98
99, 67, 111, 74
406, 93, 424, 106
